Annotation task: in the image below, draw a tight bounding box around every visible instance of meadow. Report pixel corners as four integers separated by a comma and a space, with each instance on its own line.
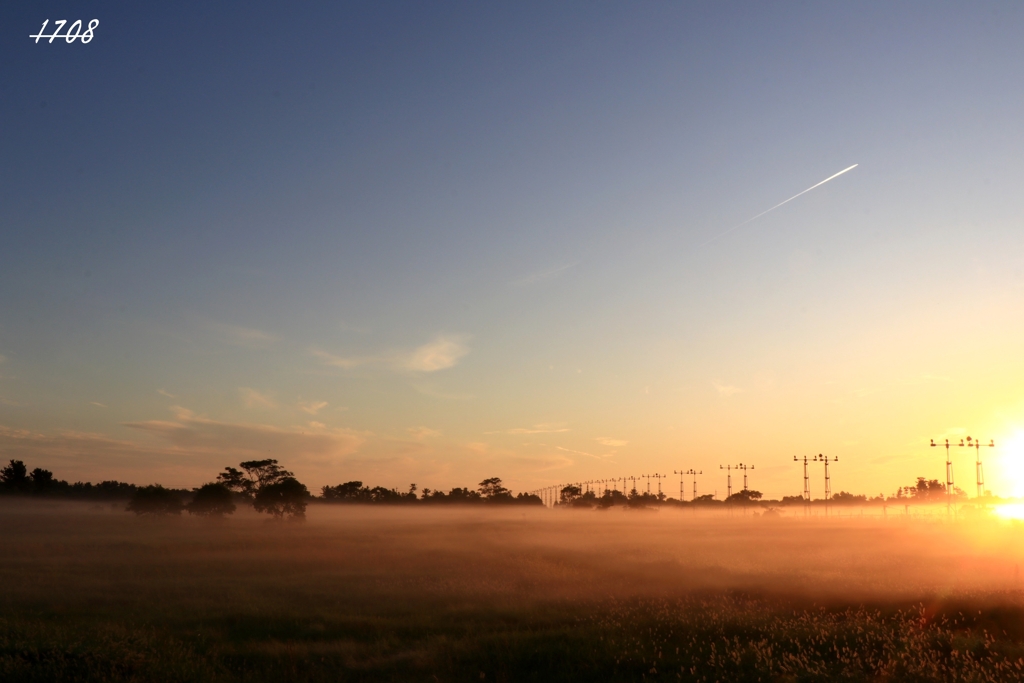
2, 500, 1024, 682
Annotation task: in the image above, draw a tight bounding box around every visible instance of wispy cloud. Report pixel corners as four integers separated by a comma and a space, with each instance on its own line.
124, 407, 365, 463
314, 335, 469, 373
312, 349, 365, 370
595, 436, 628, 447
511, 261, 579, 287
404, 336, 469, 372
298, 400, 328, 415
209, 322, 277, 349
90, 401, 107, 408
713, 381, 743, 397
407, 426, 441, 440
555, 445, 613, 460
239, 387, 276, 409
487, 423, 571, 435
157, 389, 176, 398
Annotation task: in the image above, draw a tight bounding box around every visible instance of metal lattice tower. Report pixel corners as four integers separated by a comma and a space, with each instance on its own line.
965, 436, 994, 499
930, 438, 959, 516
673, 470, 686, 500
794, 455, 811, 503
813, 454, 837, 516
720, 464, 733, 499
685, 469, 701, 500
737, 463, 754, 491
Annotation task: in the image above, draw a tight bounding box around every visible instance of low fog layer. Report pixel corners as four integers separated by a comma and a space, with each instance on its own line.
3, 501, 1021, 609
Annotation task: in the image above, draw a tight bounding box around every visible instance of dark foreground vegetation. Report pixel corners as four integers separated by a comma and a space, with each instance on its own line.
3, 502, 1024, 682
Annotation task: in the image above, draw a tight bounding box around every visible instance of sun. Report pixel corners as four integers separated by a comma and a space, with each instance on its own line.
993, 431, 1024, 499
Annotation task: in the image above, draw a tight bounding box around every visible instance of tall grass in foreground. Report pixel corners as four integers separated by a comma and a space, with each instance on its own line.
3, 501, 1024, 681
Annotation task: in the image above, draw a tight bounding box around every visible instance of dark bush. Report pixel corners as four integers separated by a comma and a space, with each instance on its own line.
126, 485, 184, 516
253, 477, 309, 519
186, 482, 236, 517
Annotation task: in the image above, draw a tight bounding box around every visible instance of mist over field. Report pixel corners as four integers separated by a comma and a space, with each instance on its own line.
4, 502, 1024, 681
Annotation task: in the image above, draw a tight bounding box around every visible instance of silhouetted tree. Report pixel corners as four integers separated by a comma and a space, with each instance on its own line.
217, 460, 293, 499
571, 490, 597, 508
479, 477, 511, 500
909, 478, 947, 501
322, 481, 370, 501
559, 485, 582, 505
726, 490, 763, 505
0, 459, 29, 493
515, 492, 543, 505
254, 477, 309, 519
186, 482, 236, 517
597, 489, 628, 508
29, 468, 55, 495
832, 491, 867, 504
126, 485, 184, 516
444, 487, 482, 503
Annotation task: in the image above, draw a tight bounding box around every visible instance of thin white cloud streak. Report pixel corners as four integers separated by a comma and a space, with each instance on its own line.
700, 164, 858, 247
510, 261, 579, 287
157, 389, 176, 398
407, 426, 441, 440
405, 336, 469, 372
713, 382, 743, 397
595, 436, 628, 447
554, 445, 613, 460
298, 400, 328, 415
314, 335, 469, 373
487, 423, 571, 435
90, 401, 107, 408
239, 387, 276, 409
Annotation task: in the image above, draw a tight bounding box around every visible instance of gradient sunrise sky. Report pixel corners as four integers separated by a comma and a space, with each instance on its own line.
3, 2, 1024, 497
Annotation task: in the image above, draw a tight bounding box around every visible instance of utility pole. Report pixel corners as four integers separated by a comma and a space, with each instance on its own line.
737, 463, 754, 491
673, 470, 686, 500
813, 454, 836, 517
720, 464, 733, 499
930, 438, 960, 516
964, 436, 994, 499
686, 469, 701, 500
794, 455, 811, 504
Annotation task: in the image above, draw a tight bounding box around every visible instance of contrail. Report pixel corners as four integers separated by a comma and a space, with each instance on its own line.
700, 164, 858, 247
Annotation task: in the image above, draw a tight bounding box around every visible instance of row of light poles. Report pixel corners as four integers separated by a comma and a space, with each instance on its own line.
529, 474, 670, 507
532, 436, 994, 511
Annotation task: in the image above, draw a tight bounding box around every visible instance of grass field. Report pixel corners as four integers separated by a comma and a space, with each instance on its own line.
3, 501, 1024, 681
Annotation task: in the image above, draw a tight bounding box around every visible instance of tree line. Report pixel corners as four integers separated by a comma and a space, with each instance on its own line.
0, 459, 541, 519
1, 458, 967, 516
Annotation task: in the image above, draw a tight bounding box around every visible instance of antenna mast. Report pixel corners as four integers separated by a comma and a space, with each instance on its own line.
930, 438, 960, 516
812, 454, 837, 516
964, 436, 994, 499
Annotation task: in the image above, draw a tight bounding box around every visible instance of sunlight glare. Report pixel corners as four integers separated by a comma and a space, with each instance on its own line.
997, 431, 1024, 498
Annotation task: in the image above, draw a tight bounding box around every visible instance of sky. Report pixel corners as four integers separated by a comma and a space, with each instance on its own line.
2, 2, 1024, 498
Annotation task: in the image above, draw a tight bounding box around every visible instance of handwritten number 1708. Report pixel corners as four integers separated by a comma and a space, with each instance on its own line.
31, 19, 99, 44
